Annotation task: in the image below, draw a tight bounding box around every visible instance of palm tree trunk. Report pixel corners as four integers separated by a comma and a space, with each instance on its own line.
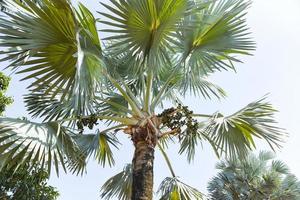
131, 126, 157, 200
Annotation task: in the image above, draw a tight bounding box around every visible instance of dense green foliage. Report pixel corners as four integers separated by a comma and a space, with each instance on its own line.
207, 151, 300, 200
0, 72, 13, 115
0, 166, 59, 200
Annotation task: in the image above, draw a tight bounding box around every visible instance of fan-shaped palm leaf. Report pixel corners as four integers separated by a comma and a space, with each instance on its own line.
0, 117, 86, 175
0, 0, 105, 119
202, 97, 285, 159
23, 86, 74, 122
0, 117, 122, 175
157, 177, 204, 200
99, 0, 188, 71
73, 129, 120, 167
176, 0, 255, 95
96, 92, 130, 118
100, 164, 132, 200
0, 0, 77, 97
150, 71, 226, 113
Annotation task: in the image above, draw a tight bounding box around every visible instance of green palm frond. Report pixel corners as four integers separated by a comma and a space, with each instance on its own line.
24, 86, 73, 122
100, 164, 132, 200
99, 0, 188, 74
157, 177, 204, 200
180, 75, 227, 99
96, 92, 130, 118
176, 0, 255, 95
271, 160, 290, 175
0, 0, 105, 118
105, 74, 145, 117
59, 2, 104, 117
0, 117, 86, 176
178, 133, 201, 163
202, 97, 285, 159
180, 0, 255, 72
151, 68, 226, 112
73, 29, 103, 116
73, 129, 120, 167
178, 124, 204, 163
0, 0, 77, 99
24, 87, 132, 124
76, 2, 100, 45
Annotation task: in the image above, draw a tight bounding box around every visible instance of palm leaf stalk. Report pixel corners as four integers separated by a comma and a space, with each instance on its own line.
0, 0, 285, 199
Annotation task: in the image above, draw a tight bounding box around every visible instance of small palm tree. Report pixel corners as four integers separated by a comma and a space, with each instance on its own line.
207, 151, 300, 200
0, 0, 285, 199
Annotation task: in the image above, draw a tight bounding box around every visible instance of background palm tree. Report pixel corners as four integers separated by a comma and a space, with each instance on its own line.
207, 151, 300, 200
0, 0, 285, 199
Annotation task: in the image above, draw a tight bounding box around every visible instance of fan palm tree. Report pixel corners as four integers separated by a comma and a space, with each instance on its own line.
0, 0, 285, 199
207, 151, 300, 200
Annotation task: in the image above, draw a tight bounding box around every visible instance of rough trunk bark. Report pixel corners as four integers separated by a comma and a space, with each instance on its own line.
131, 126, 157, 200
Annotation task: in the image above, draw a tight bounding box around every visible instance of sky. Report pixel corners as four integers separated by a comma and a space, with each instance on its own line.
3, 0, 300, 199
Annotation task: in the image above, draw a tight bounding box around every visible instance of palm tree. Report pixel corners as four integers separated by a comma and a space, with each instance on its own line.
0, 0, 285, 199
207, 151, 300, 200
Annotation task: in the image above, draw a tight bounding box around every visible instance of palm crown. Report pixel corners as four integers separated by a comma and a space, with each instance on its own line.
0, 0, 285, 199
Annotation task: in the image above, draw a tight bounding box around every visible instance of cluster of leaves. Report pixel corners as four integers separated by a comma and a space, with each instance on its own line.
0, 73, 10, 91
0, 72, 13, 115
208, 151, 300, 200
0, 165, 59, 200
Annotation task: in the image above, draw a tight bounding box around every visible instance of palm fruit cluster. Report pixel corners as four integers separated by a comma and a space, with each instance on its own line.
158, 104, 199, 138
76, 114, 99, 134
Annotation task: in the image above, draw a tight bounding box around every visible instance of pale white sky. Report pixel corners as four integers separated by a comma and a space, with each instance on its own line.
4, 0, 300, 199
